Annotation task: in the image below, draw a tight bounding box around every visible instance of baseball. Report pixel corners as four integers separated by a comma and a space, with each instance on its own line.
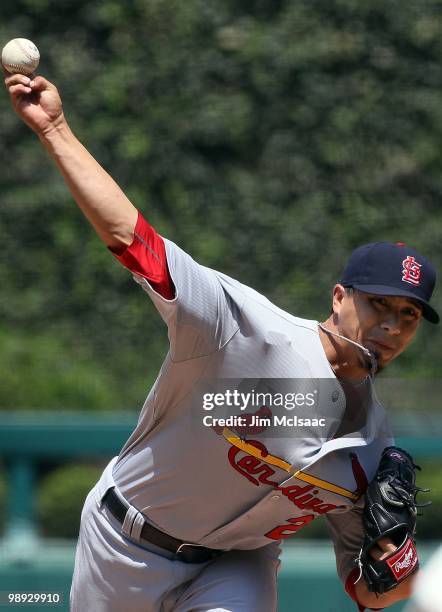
1, 38, 40, 76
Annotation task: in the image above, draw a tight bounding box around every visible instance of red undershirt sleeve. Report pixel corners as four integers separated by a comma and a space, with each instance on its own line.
345, 569, 384, 611
108, 210, 175, 300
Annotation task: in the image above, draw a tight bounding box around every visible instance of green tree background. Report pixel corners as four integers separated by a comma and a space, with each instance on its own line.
0, 0, 441, 545
1, 0, 441, 411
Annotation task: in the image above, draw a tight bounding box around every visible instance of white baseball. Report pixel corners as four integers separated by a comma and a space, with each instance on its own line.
2, 38, 40, 76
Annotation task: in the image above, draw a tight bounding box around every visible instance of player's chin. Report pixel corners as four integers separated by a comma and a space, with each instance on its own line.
377, 351, 400, 371
367, 344, 402, 371
365, 349, 389, 374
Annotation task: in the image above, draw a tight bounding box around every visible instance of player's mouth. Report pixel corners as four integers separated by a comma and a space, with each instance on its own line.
367, 339, 395, 353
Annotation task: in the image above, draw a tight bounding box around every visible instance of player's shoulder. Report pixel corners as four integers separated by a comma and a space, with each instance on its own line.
214, 268, 321, 336
163, 238, 320, 333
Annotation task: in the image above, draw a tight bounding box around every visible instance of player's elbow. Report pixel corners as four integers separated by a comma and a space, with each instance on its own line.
98, 210, 138, 254
105, 231, 133, 254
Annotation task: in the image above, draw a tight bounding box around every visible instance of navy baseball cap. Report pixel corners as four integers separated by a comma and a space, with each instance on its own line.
340, 242, 439, 324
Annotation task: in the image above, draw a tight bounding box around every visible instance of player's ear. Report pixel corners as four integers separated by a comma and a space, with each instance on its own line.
332, 284, 347, 317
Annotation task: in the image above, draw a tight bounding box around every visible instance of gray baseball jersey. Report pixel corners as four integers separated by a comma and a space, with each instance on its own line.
70, 239, 393, 611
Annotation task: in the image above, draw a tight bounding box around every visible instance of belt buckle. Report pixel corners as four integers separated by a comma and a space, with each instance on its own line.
175, 543, 216, 564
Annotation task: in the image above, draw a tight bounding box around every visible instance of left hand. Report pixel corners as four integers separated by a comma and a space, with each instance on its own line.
355, 562, 416, 609
369, 536, 397, 561
356, 535, 415, 608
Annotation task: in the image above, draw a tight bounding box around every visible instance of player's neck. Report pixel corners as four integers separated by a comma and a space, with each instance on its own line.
318, 318, 371, 382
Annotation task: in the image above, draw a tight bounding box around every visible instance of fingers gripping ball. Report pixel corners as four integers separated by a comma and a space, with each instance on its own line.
2, 38, 39, 76
359, 446, 430, 594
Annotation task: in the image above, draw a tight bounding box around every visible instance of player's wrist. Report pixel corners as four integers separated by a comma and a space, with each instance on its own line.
37, 115, 72, 145
354, 570, 416, 608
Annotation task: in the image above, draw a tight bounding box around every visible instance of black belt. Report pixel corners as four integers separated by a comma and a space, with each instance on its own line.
102, 487, 224, 564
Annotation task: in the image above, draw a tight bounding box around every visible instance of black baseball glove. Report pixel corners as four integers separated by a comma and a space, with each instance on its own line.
358, 446, 429, 594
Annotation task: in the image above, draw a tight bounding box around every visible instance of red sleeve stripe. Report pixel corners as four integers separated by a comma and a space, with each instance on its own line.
345, 568, 384, 611
110, 210, 175, 300
345, 568, 366, 612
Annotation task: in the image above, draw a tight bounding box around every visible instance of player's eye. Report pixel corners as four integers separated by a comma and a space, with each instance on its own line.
370, 297, 388, 309
402, 307, 420, 320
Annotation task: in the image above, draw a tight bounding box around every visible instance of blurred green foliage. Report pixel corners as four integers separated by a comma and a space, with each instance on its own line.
414, 460, 442, 541
37, 463, 103, 538
0, 0, 442, 410
0, 465, 5, 535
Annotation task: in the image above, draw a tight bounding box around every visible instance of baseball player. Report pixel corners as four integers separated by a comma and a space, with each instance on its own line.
5, 74, 438, 612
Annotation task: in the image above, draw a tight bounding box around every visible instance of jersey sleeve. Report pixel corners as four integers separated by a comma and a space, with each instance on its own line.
112, 211, 240, 362
326, 503, 384, 612
110, 210, 175, 299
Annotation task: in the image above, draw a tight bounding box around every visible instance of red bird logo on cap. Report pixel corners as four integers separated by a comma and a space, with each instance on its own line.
402, 256, 422, 286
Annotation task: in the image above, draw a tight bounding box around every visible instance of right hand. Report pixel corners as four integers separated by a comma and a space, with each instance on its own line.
4, 73, 65, 136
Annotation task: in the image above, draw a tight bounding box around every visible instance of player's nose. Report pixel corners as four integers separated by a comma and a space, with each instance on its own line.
380, 316, 401, 335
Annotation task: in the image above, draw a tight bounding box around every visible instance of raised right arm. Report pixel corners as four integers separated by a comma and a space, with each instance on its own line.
4, 72, 238, 355
4, 73, 137, 251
